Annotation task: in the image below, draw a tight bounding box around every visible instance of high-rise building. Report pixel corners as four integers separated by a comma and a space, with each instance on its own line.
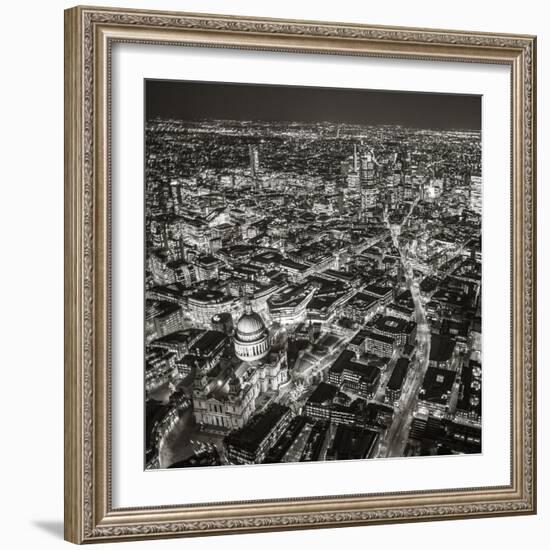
470, 175, 482, 214
360, 151, 376, 185
359, 151, 378, 216
347, 170, 360, 192
345, 144, 361, 192
361, 185, 378, 211
249, 144, 260, 177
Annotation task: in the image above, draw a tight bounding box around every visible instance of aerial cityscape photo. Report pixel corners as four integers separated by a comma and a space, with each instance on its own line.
144, 80, 482, 470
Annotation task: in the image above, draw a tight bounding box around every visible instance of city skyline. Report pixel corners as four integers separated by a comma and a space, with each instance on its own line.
144, 80, 482, 470
146, 79, 481, 131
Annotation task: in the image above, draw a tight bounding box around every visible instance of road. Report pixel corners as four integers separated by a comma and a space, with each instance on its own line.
281, 423, 313, 462
377, 354, 428, 457
376, 198, 432, 458
158, 406, 195, 468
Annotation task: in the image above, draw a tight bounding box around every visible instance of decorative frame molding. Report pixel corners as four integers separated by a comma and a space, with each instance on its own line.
64, 5, 536, 544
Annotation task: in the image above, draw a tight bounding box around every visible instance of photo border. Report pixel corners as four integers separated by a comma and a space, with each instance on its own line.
64, 5, 536, 543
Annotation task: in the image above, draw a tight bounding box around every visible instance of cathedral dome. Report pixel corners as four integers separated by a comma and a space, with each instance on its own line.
236, 311, 266, 341
233, 303, 270, 362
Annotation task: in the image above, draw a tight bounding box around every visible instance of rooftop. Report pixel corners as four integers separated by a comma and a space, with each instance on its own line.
145, 300, 181, 320
189, 289, 231, 304
387, 357, 410, 392
190, 330, 227, 355
224, 403, 290, 452
429, 334, 456, 363
342, 362, 380, 385
329, 425, 379, 460
421, 367, 456, 403
365, 331, 395, 345
328, 350, 357, 376
363, 284, 393, 298
373, 315, 410, 334
346, 292, 379, 309
306, 382, 339, 405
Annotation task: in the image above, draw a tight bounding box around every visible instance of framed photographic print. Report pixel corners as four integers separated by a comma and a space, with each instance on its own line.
64, 5, 537, 544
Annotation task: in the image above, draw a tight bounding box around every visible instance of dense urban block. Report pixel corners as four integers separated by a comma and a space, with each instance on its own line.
144, 85, 482, 469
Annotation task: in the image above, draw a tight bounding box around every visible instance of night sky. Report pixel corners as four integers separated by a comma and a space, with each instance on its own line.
146, 79, 481, 131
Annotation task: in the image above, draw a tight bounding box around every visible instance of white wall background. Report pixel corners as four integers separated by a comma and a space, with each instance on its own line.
0, 1, 546, 548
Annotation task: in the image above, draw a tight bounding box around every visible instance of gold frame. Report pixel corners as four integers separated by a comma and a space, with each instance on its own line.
64, 5, 537, 544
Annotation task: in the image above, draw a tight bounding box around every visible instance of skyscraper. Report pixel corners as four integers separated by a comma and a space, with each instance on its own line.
470, 175, 482, 214
360, 151, 378, 215
249, 144, 260, 177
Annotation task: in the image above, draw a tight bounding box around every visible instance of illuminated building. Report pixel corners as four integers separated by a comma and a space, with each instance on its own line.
371, 315, 417, 346
470, 174, 482, 214
145, 300, 184, 341
195, 254, 220, 281
192, 349, 288, 430
385, 357, 410, 404
454, 360, 482, 426
364, 331, 395, 358
268, 283, 316, 325
249, 144, 260, 178
192, 305, 288, 431
187, 289, 236, 324
363, 284, 394, 306
360, 151, 378, 216
303, 382, 339, 422
145, 349, 177, 393
233, 302, 270, 362
418, 366, 457, 415
224, 403, 292, 464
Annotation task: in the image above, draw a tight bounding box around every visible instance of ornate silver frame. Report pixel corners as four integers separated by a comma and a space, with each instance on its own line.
64, 5, 537, 544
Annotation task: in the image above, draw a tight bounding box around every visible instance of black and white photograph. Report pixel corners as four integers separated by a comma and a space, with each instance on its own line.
144, 80, 482, 470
